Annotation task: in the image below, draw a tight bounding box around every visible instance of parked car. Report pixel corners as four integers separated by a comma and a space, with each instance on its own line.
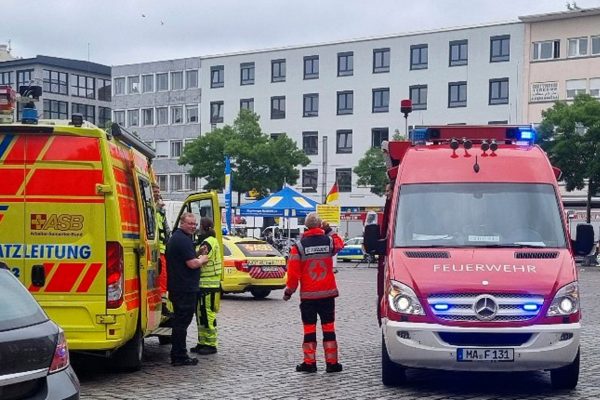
0, 264, 79, 400
221, 236, 287, 299
337, 236, 376, 263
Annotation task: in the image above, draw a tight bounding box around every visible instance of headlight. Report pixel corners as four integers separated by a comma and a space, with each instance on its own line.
547, 281, 579, 317
387, 280, 424, 315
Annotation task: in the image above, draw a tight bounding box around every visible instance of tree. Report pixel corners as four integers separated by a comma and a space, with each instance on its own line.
179, 109, 310, 203
353, 132, 406, 197
538, 94, 600, 223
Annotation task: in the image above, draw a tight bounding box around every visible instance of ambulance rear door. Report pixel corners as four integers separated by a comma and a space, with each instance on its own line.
23, 132, 107, 344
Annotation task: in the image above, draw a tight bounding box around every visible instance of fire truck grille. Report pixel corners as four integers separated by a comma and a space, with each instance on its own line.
404, 251, 450, 258
428, 293, 544, 322
514, 251, 559, 259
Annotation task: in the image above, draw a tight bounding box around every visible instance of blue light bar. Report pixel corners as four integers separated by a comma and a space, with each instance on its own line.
433, 303, 450, 311
517, 126, 536, 142
522, 303, 540, 312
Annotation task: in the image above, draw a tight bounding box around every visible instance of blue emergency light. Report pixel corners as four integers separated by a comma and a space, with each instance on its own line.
432, 303, 450, 311
522, 303, 540, 312
517, 126, 536, 142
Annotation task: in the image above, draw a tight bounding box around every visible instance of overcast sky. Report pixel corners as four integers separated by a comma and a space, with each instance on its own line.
4, 0, 600, 66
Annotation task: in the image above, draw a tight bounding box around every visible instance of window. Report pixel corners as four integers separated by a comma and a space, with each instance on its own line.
270, 133, 284, 140
449, 40, 468, 66
336, 169, 352, 192
304, 55, 319, 79
72, 103, 95, 124
566, 79, 586, 99
97, 78, 111, 102
171, 140, 183, 158
155, 141, 169, 158
372, 88, 389, 113
211, 65, 224, 88
490, 35, 510, 62
240, 98, 254, 111
371, 128, 389, 148
302, 169, 318, 193
0, 71, 13, 86
186, 105, 198, 123
337, 52, 353, 76
16, 69, 33, 88
171, 106, 183, 124
113, 110, 125, 126
337, 91, 353, 115
303, 93, 319, 117
533, 40, 560, 60
590, 78, 600, 98
271, 96, 285, 119
114, 77, 125, 95
410, 44, 428, 70
302, 131, 318, 155
373, 48, 390, 73
142, 74, 154, 93
157, 175, 168, 192
489, 78, 509, 105
99, 107, 111, 128
593, 36, 600, 55
127, 109, 139, 127
171, 71, 184, 90
185, 174, 198, 191
568, 37, 588, 58
210, 101, 224, 123
448, 81, 467, 108
336, 130, 352, 153
186, 70, 198, 89
138, 178, 156, 240
240, 62, 255, 85
127, 75, 140, 94
142, 108, 154, 126
170, 175, 183, 192
43, 99, 68, 119
72, 74, 95, 99
157, 73, 168, 91
271, 59, 286, 82
156, 107, 168, 125
43, 70, 68, 95
410, 85, 428, 110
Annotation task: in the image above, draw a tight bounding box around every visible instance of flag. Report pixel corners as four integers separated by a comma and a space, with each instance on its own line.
326, 182, 339, 204
224, 156, 232, 234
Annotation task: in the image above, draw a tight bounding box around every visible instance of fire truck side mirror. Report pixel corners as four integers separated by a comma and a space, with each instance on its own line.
363, 224, 386, 256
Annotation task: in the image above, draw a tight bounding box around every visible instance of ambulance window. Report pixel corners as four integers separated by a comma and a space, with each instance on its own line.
139, 178, 156, 240
190, 199, 214, 224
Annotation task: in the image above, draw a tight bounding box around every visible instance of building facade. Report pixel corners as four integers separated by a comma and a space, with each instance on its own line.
0, 54, 111, 126
520, 8, 600, 123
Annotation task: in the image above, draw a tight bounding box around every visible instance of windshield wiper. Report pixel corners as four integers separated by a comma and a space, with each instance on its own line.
476, 243, 547, 248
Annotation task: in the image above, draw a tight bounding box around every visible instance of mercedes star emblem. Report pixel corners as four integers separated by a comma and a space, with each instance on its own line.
473, 295, 498, 321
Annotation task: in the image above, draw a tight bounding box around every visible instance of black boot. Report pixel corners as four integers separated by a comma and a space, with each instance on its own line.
326, 363, 343, 373
295, 362, 317, 373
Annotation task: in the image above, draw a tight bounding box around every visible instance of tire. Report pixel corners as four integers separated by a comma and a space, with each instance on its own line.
250, 288, 271, 299
113, 328, 144, 372
550, 348, 580, 390
381, 333, 406, 386
158, 335, 172, 345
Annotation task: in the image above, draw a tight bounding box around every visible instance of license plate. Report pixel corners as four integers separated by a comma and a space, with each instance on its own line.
261, 266, 280, 272
457, 348, 514, 362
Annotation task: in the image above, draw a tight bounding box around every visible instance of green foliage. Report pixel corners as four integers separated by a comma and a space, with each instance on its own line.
538, 94, 600, 220
179, 109, 310, 197
353, 147, 388, 196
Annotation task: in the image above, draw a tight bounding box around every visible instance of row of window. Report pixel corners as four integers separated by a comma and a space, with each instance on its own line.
41, 99, 111, 127
533, 35, 600, 60
565, 77, 600, 98
300, 128, 389, 156
209, 78, 510, 123
0, 69, 110, 101
155, 173, 199, 193
302, 168, 352, 193
144, 139, 195, 159
113, 70, 199, 95
113, 105, 199, 128
210, 35, 511, 88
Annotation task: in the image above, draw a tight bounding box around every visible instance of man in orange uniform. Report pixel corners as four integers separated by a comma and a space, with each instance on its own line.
283, 212, 345, 373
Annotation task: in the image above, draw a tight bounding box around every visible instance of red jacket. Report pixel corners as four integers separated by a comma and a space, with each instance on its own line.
285, 228, 344, 300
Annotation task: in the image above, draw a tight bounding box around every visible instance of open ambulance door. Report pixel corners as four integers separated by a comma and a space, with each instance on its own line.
176, 191, 223, 256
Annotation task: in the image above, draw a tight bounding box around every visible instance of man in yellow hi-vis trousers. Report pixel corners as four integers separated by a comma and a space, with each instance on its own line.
191, 217, 223, 355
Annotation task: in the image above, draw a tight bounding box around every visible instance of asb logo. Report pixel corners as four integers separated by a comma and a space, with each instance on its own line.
30, 214, 84, 231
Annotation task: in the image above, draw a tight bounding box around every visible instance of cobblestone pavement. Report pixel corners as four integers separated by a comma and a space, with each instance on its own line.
75, 264, 600, 400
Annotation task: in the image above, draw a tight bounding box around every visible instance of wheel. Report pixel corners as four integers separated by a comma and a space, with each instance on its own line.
113, 328, 144, 372
550, 348, 579, 390
381, 333, 406, 386
158, 335, 172, 345
250, 288, 271, 299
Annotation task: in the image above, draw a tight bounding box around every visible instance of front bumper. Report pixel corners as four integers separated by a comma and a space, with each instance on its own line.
383, 319, 580, 371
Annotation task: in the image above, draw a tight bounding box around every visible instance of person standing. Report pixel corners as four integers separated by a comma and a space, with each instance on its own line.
191, 217, 223, 355
166, 212, 208, 366
283, 212, 344, 373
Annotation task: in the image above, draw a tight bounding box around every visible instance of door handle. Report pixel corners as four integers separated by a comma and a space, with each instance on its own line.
31, 264, 45, 287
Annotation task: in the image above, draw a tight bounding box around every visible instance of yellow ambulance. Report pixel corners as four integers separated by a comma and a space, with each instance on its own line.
0, 92, 220, 370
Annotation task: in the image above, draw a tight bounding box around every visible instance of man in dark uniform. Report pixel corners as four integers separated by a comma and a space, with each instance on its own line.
166, 212, 208, 366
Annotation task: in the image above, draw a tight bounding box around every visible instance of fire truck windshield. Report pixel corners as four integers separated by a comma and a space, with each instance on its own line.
393, 183, 567, 248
